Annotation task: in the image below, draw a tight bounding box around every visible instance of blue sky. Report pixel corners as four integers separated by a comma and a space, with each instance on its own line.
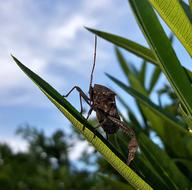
0, 0, 191, 161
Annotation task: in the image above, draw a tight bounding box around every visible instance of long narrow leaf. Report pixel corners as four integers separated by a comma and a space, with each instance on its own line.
180, 1, 192, 22
86, 27, 159, 65
139, 133, 191, 189
148, 66, 161, 94
129, 0, 192, 117
148, 0, 192, 55
86, 28, 192, 79
107, 74, 190, 135
133, 157, 170, 190
115, 47, 147, 95
115, 48, 150, 130
139, 60, 147, 88
11, 56, 153, 190
108, 74, 192, 160
117, 136, 170, 190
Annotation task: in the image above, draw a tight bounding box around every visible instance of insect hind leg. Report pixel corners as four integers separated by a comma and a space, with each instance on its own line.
108, 116, 138, 165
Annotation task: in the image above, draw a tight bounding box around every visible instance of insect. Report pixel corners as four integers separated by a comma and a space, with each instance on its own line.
64, 36, 138, 164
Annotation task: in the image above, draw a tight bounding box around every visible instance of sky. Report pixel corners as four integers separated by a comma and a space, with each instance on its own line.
0, 0, 191, 164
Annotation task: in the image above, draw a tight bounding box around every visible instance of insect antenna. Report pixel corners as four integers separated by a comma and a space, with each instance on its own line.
89, 35, 97, 90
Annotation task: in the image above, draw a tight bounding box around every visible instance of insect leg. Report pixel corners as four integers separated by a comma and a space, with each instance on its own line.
108, 116, 135, 137
127, 136, 138, 165
79, 93, 83, 114
91, 118, 108, 138
86, 107, 93, 120
108, 116, 138, 165
106, 132, 109, 140
63, 86, 91, 113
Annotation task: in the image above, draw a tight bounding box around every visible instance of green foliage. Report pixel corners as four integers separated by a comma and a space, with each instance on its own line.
10, 0, 192, 189
87, 0, 192, 189
0, 127, 96, 190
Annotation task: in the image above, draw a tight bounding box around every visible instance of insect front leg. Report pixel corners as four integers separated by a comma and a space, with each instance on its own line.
108, 116, 138, 165
63, 86, 91, 113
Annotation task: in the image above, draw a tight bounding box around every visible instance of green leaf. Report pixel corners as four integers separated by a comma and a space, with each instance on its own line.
115, 47, 147, 95
107, 74, 186, 131
173, 158, 192, 173
107, 74, 192, 159
128, 0, 192, 117
133, 156, 170, 190
115, 48, 150, 131
190, 0, 192, 12
116, 136, 170, 190
98, 175, 135, 190
180, 1, 192, 23
86, 27, 192, 81
139, 133, 191, 189
11, 55, 153, 190
86, 27, 159, 65
148, 66, 161, 94
138, 60, 147, 88
148, 0, 192, 55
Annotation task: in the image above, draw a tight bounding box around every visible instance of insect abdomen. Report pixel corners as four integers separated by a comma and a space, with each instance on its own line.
96, 110, 119, 134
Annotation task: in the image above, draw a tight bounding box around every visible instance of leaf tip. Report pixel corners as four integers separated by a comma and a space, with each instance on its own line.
11, 54, 18, 62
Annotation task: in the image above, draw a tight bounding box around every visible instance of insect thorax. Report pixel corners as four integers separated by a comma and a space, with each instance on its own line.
92, 84, 120, 118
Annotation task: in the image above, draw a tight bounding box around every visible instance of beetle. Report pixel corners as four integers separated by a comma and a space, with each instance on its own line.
63, 36, 138, 164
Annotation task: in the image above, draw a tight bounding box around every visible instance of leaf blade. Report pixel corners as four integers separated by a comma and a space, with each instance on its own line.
149, 0, 192, 55
128, 0, 192, 117
11, 55, 153, 190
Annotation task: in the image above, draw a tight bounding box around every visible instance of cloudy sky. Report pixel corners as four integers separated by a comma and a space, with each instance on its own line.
0, 0, 191, 162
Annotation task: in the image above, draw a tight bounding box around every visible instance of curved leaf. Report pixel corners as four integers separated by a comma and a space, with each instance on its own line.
11, 55, 153, 190
86, 27, 158, 65
86, 28, 192, 80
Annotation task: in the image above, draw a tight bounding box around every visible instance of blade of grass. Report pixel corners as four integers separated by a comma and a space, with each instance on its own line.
11, 55, 153, 190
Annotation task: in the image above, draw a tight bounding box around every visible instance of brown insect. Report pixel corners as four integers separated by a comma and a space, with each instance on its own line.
64, 36, 138, 164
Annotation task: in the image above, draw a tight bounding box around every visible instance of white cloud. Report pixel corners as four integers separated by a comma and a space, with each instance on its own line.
69, 140, 94, 161
0, 0, 148, 164
47, 15, 97, 48
0, 136, 28, 153
0, 0, 138, 107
